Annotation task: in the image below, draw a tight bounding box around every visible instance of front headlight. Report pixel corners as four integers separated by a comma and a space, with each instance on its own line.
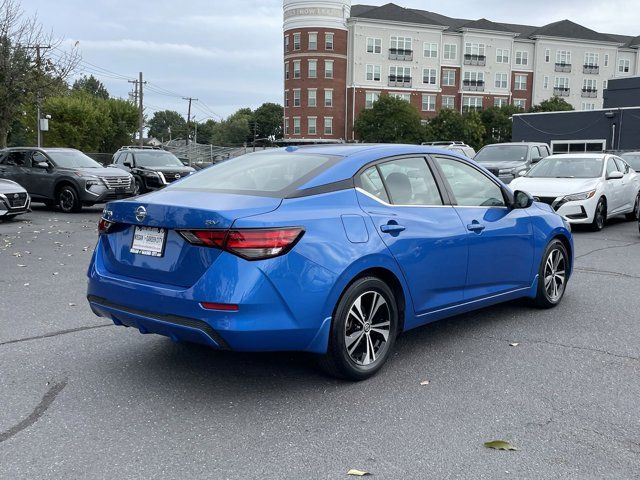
84, 175, 101, 187
563, 190, 596, 202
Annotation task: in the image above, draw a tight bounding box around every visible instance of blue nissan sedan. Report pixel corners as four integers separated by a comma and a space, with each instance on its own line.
87, 144, 573, 380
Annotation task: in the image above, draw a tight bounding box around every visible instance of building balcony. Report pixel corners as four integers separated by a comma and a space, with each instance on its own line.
581, 88, 598, 98
553, 87, 570, 97
463, 54, 486, 66
583, 65, 600, 74
555, 63, 572, 73
462, 79, 485, 91
388, 48, 413, 61
388, 75, 412, 87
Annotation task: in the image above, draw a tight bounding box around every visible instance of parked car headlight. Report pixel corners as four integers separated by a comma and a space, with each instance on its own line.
563, 190, 596, 202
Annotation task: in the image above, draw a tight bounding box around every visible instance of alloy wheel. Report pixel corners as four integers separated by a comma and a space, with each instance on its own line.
344, 290, 391, 366
59, 189, 75, 212
543, 248, 566, 302
595, 201, 605, 229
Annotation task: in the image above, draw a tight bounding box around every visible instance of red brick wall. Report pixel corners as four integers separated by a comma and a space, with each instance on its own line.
511, 71, 533, 109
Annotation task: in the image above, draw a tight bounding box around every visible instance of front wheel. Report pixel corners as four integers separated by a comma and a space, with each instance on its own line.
57, 185, 82, 213
318, 277, 399, 380
625, 193, 640, 221
133, 177, 144, 196
589, 198, 606, 231
533, 239, 569, 309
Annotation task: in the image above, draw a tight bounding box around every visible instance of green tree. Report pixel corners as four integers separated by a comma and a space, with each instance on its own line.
424, 108, 486, 150
72, 75, 109, 100
101, 97, 139, 152
212, 108, 253, 146
529, 96, 574, 113
480, 105, 523, 144
195, 119, 217, 144
354, 95, 423, 143
147, 110, 187, 141
252, 102, 283, 140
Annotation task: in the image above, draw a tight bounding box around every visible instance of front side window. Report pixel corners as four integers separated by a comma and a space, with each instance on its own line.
377, 157, 443, 206
436, 157, 505, 207
606, 158, 618, 177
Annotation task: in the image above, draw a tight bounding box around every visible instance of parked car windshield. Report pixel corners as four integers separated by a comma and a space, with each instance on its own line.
47, 150, 103, 168
134, 151, 185, 167
621, 153, 640, 171
167, 150, 339, 196
526, 156, 603, 178
474, 145, 528, 163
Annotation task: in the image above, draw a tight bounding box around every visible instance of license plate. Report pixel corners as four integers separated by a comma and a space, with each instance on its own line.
115, 187, 125, 194
130, 226, 166, 257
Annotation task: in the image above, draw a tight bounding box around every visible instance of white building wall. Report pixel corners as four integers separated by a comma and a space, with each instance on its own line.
460, 31, 516, 98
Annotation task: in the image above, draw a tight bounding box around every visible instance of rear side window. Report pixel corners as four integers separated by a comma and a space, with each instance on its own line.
377, 157, 443, 206
168, 150, 340, 197
360, 166, 389, 203
436, 156, 505, 207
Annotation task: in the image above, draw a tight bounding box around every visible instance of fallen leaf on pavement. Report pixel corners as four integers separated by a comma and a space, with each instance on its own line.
484, 440, 517, 451
420, 380, 430, 385
347, 469, 371, 476
68, 303, 76, 306
509, 342, 519, 347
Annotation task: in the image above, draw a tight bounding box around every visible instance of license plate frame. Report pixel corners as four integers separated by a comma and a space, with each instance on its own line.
130, 226, 167, 257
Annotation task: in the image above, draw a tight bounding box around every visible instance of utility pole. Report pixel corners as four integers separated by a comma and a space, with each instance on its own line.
128, 73, 146, 146
26, 45, 51, 147
183, 97, 198, 147
252, 120, 258, 152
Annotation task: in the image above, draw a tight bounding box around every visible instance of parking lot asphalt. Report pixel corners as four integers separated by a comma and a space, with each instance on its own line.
1, 205, 639, 480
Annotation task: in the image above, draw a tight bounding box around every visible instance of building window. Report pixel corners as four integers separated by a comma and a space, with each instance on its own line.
603, 80, 608, 90
604, 54, 609, 67
284, 62, 289, 80
422, 68, 437, 85
443, 43, 457, 60
293, 60, 300, 79
423, 42, 438, 58
284, 35, 289, 52
463, 71, 484, 90
442, 69, 456, 86
390, 93, 411, 102
284, 90, 289, 108
389, 66, 411, 85
442, 95, 455, 109
366, 64, 381, 81
325, 60, 334, 79
366, 37, 381, 54
365, 91, 380, 109
308, 116, 317, 134
495, 72, 508, 89
462, 96, 482, 111
494, 97, 508, 107
308, 59, 317, 79
293, 33, 301, 50
390, 36, 412, 54
584, 52, 599, 67
308, 32, 317, 50
324, 89, 333, 107
308, 88, 317, 107
515, 51, 528, 66
556, 50, 571, 65
581, 102, 595, 110
324, 117, 333, 135
293, 89, 301, 107
421, 94, 436, 111
583, 78, 597, 90
545, 49, 550, 63
293, 116, 300, 134
496, 48, 509, 63
464, 42, 486, 65
284, 117, 289, 135
619, 59, 630, 73
513, 99, 526, 109
554, 76, 570, 95
514, 74, 527, 90
325, 33, 334, 50
543, 75, 549, 89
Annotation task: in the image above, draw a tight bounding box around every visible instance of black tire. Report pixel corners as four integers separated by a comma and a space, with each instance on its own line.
625, 193, 640, 221
57, 185, 82, 213
533, 239, 569, 309
589, 198, 606, 231
133, 177, 144, 196
318, 277, 399, 381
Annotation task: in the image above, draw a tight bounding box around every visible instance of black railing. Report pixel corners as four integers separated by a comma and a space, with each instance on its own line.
462, 79, 485, 91
583, 64, 599, 74
581, 88, 598, 98
553, 87, 570, 97
463, 54, 486, 66
555, 63, 572, 72
388, 75, 412, 87
388, 48, 413, 60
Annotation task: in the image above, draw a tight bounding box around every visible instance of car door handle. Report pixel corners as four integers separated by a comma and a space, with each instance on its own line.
380, 224, 406, 233
467, 222, 485, 233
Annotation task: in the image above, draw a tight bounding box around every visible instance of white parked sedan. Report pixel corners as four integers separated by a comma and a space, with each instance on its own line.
510, 154, 640, 231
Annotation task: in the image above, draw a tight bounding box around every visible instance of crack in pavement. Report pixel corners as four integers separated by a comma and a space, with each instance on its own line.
574, 267, 640, 280
0, 380, 67, 444
0, 324, 112, 347
575, 241, 640, 259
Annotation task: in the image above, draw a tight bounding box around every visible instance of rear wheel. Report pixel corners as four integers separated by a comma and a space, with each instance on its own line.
318, 277, 398, 380
133, 177, 144, 195
57, 185, 82, 213
589, 198, 606, 231
533, 239, 569, 309
625, 192, 640, 221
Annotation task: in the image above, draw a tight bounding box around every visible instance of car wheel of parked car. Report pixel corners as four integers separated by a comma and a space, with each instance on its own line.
133, 177, 144, 195
319, 277, 398, 380
590, 198, 607, 231
534, 239, 569, 309
57, 185, 82, 213
625, 193, 640, 221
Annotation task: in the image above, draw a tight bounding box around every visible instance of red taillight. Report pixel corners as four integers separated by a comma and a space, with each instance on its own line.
98, 217, 114, 234
178, 227, 304, 260
200, 302, 239, 311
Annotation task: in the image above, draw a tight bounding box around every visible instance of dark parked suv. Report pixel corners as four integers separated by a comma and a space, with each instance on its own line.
474, 142, 551, 184
111, 147, 195, 194
0, 148, 134, 212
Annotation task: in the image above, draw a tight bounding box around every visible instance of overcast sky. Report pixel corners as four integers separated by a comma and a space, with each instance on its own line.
20, 0, 640, 120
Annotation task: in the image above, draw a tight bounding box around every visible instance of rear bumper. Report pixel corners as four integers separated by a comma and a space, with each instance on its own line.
86, 239, 337, 353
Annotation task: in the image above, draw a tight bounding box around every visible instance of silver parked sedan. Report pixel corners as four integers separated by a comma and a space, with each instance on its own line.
0, 178, 30, 220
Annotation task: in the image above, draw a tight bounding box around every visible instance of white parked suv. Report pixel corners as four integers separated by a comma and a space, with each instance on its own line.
421, 141, 476, 158
510, 153, 640, 231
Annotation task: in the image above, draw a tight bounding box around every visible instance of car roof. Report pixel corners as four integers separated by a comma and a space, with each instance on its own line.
481, 142, 547, 147
546, 153, 608, 159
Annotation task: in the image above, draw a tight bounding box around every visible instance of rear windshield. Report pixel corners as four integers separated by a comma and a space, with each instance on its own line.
475, 145, 528, 163
166, 150, 340, 196
526, 156, 603, 178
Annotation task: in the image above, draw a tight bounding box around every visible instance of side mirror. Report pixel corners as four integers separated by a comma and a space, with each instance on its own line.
531, 156, 543, 163
517, 170, 527, 177
607, 171, 624, 180
34, 161, 49, 169
123, 161, 132, 168
512, 190, 534, 209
